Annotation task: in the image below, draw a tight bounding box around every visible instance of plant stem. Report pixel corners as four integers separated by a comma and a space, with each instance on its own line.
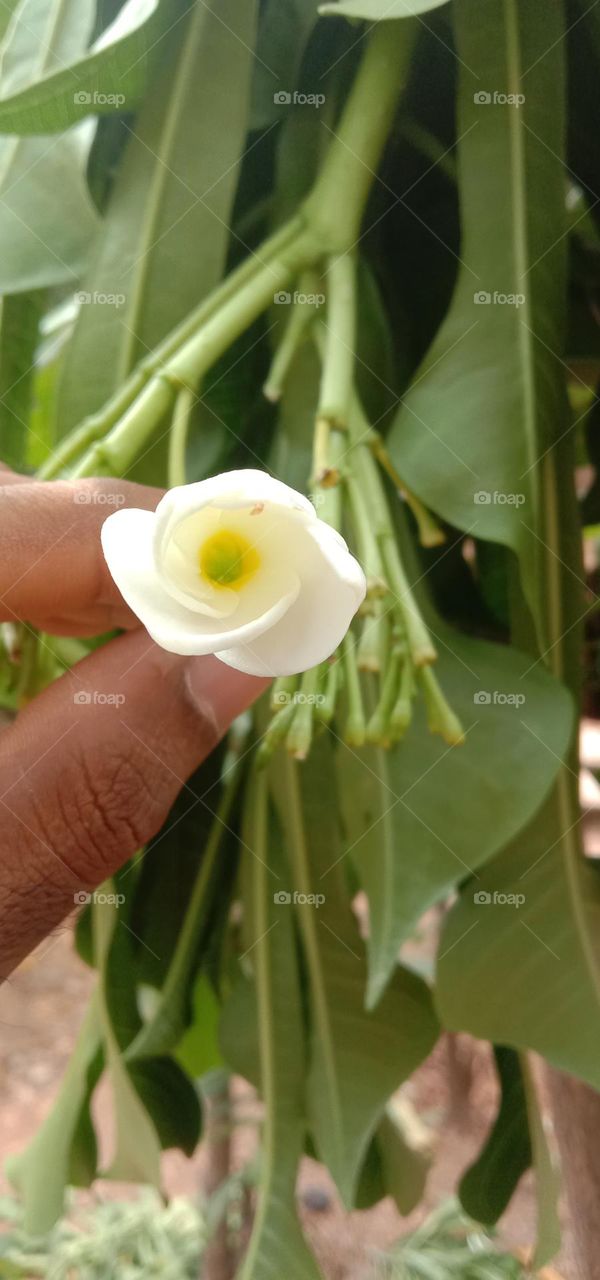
368, 432, 445, 547
351, 439, 437, 666
39, 216, 305, 479
419, 666, 465, 746
263, 272, 321, 402
70, 376, 175, 477
317, 253, 356, 431
342, 632, 366, 746
367, 643, 401, 746
346, 470, 387, 596
357, 604, 386, 672
304, 20, 415, 251
126, 756, 244, 1061
285, 665, 320, 760
168, 387, 195, 488
380, 528, 437, 667
201, 1070, 235, 1280
44, 22, 413, 483
316, 661, 338, 725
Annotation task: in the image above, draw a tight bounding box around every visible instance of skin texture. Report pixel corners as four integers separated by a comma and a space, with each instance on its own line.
0, 468, 269, 976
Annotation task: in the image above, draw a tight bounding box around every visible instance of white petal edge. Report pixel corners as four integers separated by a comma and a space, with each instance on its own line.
153, 468, 317, 564
101, 507, 300, 656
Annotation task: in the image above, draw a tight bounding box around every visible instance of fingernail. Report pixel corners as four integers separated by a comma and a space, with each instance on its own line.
185, 655, 270, 736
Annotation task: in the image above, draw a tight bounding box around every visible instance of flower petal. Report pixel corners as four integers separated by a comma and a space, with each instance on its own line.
101, 507, 301, 656
153, 468, 316, 560
215, 519, 366, 676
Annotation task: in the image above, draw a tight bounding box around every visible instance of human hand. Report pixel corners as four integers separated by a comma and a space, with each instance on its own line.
0, 469, 268, 976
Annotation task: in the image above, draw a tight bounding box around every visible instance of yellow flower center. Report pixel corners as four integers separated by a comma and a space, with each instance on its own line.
198, 529, 260, 591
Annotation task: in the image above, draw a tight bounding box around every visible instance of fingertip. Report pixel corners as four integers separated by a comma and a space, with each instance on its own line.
184, 654, 270, 736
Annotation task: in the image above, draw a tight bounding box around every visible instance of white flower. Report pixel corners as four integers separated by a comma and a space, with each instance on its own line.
101, 469, 366, 677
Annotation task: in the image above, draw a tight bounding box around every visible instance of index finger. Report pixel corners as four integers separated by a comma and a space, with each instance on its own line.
0, 475, 162, 633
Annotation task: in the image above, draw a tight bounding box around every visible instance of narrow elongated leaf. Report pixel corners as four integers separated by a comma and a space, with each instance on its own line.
387, 0, 567, 639
0, 0, 170, 134
175, 974, 223, 1078
0, 0, 99, 292
355, 1104, 430, 1214
437, 779, 600, 1089
0, 2, 20, 44
231, 774, 324, 1280
416, 0, 600, 1099
6, 993, 103, 1234
127, 759, 241, 1060
0, 291, 42, 469
93, 892, 161, 1186
459, 1048, 531, 1225
251, 0, 320, 132
277, 744, 439, 1207
521, 1056, 561, 1267
56, 0, 257, 465
127, 749, 226, 989
338, 625, 573, 1006
436, 435, 600, 1084
126, 1056, 201, 1156
320, 0, 448, 14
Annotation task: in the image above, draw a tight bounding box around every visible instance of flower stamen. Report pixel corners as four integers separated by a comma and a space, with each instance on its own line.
198, 529, 260, 591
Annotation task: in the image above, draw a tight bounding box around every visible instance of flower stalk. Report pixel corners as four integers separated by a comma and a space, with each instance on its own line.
263, 272, 322, 403
43, 21, 412, 484
342, 633, 366, 747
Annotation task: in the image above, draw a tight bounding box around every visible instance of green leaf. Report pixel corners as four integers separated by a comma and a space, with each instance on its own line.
459, 1048, 531, 1225
93, 892, 162, 1186
0, 291, 43, 470
235, 773, 325, 1280
377, 1104, 430, 1215
55, 0, 258, 480
175, 974, 224, 1078
126, 760, 242, 1061
0, 0, 100, 292
338, 625, 573, 1006
355, 1102, 430, 1214
219, 973, 260, 1086
251, 0, 320, 132
319, 0, 449, 16
6, 993, 103, 1234
0, 0, 170, 134
387, 0, 567, 638
277, 744, 439, 1207
436, 778, 600, 1090
127, 748, 226, 989
0, 1, 20, 42
521, 1055, 561, 1267
126, 1056, 201, 1157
